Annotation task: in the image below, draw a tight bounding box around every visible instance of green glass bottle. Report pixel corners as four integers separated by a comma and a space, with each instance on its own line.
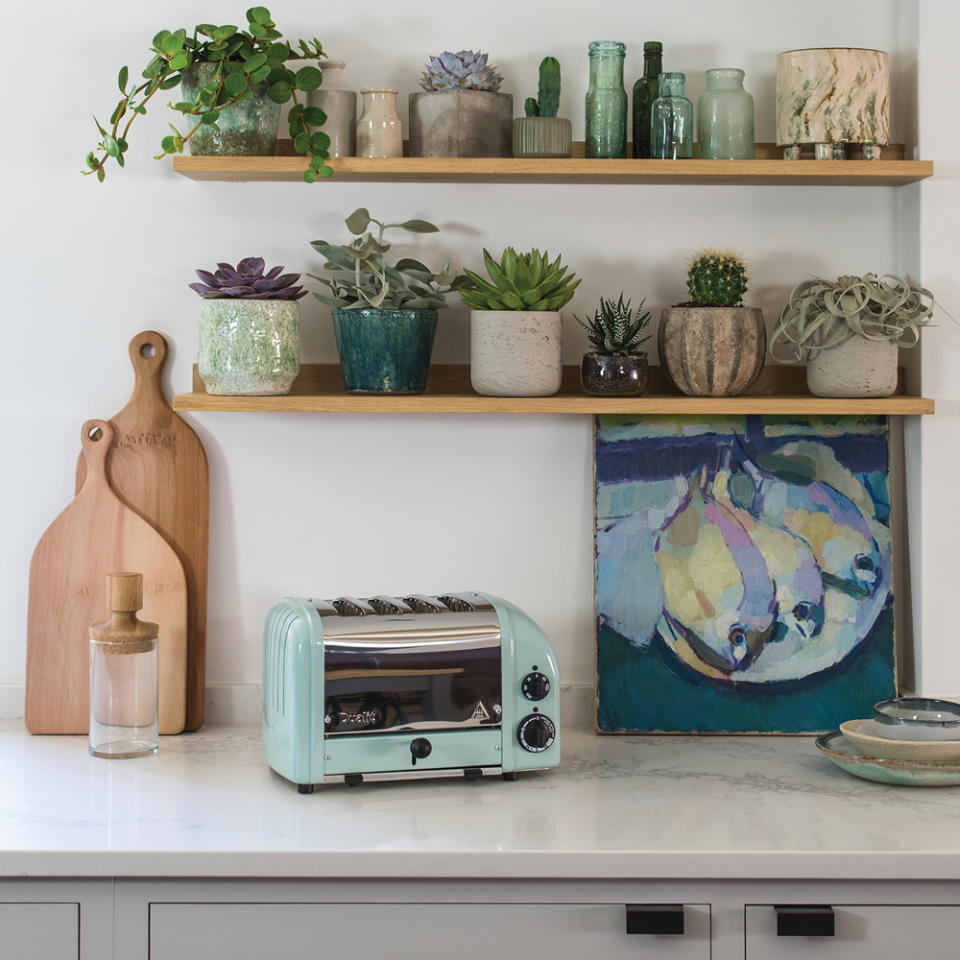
585, 41, 627, 159
631, 41, 663, 159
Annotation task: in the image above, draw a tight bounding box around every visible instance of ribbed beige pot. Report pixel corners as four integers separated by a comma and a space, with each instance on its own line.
658, 306, 766, 397
470, 310, 563, 396
806, 337, 898, 397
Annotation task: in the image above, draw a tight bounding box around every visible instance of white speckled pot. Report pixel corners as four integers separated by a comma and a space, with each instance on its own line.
470, 310, 563, 397
806, 337, 899, 398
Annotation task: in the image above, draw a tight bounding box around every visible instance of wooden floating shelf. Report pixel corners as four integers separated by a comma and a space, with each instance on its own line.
173, 365, 934, 416
173, 141, 931, 186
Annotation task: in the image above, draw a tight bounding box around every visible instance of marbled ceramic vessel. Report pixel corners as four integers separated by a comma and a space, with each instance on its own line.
471, 311, 563, 397
198, 300, 299, 395
806, 337, 898, 398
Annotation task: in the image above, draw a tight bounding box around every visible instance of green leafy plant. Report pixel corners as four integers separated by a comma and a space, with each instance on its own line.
524, 57, 561, 117
686, 249, 748, 307
460, 248, 580, 311
309, 208, 467, 310
770, 273, 938, 361
574, 294, 651, 355
84, 7, 333, 185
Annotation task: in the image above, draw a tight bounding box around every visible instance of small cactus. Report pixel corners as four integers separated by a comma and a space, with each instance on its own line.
686, 249, 748, 307
525, 56, 561, 117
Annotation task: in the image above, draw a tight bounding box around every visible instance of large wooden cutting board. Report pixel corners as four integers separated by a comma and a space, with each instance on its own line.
26, 420, 187, 734
76, 331, 209, 731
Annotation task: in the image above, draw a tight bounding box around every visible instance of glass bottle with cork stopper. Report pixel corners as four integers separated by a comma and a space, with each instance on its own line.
89, 572, 159, 759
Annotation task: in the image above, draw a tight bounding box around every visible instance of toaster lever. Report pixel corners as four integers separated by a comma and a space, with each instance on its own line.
410, 737, 432, 765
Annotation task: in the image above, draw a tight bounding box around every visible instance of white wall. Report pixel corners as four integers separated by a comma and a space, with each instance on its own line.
3, 0, 955, 714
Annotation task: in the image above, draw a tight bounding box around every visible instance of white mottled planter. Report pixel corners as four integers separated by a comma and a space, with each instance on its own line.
470, 310, 563, 396
198, 300, 300, 396
806, 337, 898, 398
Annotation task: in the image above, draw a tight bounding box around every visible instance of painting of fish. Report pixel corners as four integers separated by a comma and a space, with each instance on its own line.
595, 414, 895, 734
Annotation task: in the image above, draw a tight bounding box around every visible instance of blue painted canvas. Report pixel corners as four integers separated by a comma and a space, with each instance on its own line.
594, 415, 895, 734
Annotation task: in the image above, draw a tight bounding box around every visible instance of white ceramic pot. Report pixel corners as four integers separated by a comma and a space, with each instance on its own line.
470, 310, 563, 396
806, 337, 898, 398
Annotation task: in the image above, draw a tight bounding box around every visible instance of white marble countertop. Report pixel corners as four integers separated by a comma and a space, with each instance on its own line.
3, 723, 959, 881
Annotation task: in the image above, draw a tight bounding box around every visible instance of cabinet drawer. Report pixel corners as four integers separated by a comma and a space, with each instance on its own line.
0, 903, 79, 960
746, 904, 960, 959
150, 902, 710, 960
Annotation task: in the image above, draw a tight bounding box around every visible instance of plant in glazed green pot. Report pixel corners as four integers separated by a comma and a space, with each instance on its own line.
461, 248, 580, 396
309, 209, 467, 394
84, 6, 333, 184
770, 273, 937, 397
191, 258, 306, 395
575, 294, 652, 395
513, 57, 572, 158
658, 250, 766, 397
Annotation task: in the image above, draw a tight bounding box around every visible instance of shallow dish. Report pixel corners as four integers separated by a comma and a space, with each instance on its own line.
815, 731, 960, 787
840, 718, 960, 763
872, 697, 960, 741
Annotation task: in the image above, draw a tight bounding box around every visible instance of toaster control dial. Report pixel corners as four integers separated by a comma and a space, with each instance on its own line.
517, 714, 556, 753
521, 672, 551, 701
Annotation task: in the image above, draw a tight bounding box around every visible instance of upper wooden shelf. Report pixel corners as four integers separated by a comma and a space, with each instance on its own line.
173, 141, 931, 186
173, 364, 934, 416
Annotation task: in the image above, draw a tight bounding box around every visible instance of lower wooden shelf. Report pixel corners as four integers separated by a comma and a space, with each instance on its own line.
172, 365, 934, 415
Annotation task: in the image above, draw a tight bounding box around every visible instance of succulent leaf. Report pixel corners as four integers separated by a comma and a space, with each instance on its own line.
420, 50, 503, 92
459, 247, 579, 312
189, 258, 306, 300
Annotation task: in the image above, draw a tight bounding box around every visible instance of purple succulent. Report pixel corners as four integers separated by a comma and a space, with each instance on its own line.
188, 257, 307, 300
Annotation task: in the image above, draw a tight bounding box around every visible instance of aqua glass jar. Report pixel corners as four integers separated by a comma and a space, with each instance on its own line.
650, 72, 693, 159
697, 68, 755, 159
631, 41, 663, 159
585, 41, 628, 159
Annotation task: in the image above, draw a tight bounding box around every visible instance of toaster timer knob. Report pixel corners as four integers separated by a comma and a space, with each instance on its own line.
517, 714, 556, 752
521, 671, 551, 701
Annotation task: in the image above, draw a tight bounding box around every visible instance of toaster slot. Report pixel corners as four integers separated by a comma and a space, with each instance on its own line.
403, 594, 445, 614
332, 596, 376, 617
368, 596, 413, 616
438, 593, 477, 613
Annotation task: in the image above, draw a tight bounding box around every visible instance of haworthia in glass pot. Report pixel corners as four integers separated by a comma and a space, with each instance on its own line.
575, 294, 652, 396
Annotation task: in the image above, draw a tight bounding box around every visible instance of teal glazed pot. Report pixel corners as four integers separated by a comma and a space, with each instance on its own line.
332, 308, 438, 393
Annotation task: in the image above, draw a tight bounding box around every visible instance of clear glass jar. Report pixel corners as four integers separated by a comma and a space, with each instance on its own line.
650, 72, 693, 159
696, 68, 755, 159
585, 41, 628, 159
631, 41, 663, 159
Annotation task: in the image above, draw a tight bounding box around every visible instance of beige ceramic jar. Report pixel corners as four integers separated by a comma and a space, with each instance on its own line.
357, 86, 403, 158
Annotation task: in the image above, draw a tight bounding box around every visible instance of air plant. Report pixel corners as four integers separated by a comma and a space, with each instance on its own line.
189, 257, 306, 299
575, 294, 652, 355
420, 50, 503, 91
686, 249, 748, 307
460, 248, 580, 311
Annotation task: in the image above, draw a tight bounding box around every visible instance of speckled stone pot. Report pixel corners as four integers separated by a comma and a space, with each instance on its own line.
580, 352, 648, 395
470, 310, 562, 397
198, 300, 299, 395
409, 90, 513, 157
806, 337, 898, 398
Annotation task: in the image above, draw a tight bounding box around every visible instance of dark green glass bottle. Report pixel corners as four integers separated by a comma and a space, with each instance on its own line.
632, 41, 663, 159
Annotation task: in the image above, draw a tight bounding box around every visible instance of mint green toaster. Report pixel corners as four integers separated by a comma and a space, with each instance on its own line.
262, 592, 560, 792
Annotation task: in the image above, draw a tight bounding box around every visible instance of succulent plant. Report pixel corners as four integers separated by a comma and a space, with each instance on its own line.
309, 208, 468, 310
770, 273, 938, 361
524, 56, 561, 118
189, 258, 306, 299
686, 249, 748, 307
460, 248, 580, 312
420, 50, 503, 92
575, 294, 652, 356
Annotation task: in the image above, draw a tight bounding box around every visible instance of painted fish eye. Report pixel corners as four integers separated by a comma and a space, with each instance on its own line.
793, 602, 812, 620
729, 627, 747, 647
855, 555, 875, 572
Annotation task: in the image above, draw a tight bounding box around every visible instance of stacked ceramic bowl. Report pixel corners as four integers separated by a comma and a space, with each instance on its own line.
816, 698, 960, 786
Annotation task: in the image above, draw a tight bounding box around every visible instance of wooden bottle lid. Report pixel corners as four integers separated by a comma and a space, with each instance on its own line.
109, 572, 143, 612
90, 572, 159, 651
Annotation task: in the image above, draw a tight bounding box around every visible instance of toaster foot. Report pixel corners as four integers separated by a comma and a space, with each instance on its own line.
297, 784, 316, 795
463, 767, 484, 781
502, 772, 519, 781
344, 773, 364, 787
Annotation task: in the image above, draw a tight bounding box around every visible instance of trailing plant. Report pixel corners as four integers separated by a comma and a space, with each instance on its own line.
309, 208, 467, 310
574, 294, 651, 355
770, 273, 938, 361
524, 56, 561, 117
189, 258, 306, 299
460, 248, 580, 311
85, 7, 333, 185
420, 50, 503, 91
686, 249, 748, 307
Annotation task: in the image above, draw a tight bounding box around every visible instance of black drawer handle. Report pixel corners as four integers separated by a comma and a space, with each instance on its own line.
625, 904, 685, 935
774, 905, 835, 937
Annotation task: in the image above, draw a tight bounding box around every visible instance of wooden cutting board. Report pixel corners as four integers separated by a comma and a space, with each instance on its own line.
76, 331, 210, 731
26, 419, 188, 735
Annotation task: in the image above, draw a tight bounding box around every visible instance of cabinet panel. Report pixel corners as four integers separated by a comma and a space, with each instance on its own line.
746, 904, 960, 959
150, 902, 710, 960
0, 903, 78, 960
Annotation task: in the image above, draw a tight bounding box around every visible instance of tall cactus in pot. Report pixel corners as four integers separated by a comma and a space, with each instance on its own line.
514, 56, 572, 158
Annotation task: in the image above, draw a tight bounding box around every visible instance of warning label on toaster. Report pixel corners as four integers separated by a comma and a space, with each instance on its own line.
471, 701, 491, 722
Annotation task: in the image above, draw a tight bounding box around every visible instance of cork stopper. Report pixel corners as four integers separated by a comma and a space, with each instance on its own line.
109, 572, 143, 613
90, 571, 159, 653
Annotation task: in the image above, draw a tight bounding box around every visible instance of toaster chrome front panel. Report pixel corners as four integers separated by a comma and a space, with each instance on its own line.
310, 593, 502, 737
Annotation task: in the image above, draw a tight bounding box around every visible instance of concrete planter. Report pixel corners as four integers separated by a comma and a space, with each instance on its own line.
512, 117, 573, 158
806, 337, 898, 398
470, 310, 563, 396
409, 90, 513, 157
658, 306, 766, 397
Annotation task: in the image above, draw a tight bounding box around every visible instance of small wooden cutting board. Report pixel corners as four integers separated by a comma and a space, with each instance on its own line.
76, 332, 209, 730
26, 420, 187, 734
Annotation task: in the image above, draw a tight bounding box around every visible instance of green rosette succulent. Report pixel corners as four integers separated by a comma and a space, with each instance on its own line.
460, 248, 580, 312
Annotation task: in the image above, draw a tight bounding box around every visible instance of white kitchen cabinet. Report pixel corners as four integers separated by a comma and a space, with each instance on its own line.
0, 903, 78, 960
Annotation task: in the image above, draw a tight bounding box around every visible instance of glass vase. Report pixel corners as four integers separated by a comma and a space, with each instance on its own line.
585, 41, 627, 159
631, 41, 663, 159
697, 68, 755, 159
650, 72, 693, 159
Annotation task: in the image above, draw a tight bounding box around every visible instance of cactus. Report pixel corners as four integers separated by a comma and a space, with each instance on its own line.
524, 56, 561, 117
460, 247, 580, 311
575, 294, 652, 356
686, 249, 748, 307
420, 50, 503, 92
